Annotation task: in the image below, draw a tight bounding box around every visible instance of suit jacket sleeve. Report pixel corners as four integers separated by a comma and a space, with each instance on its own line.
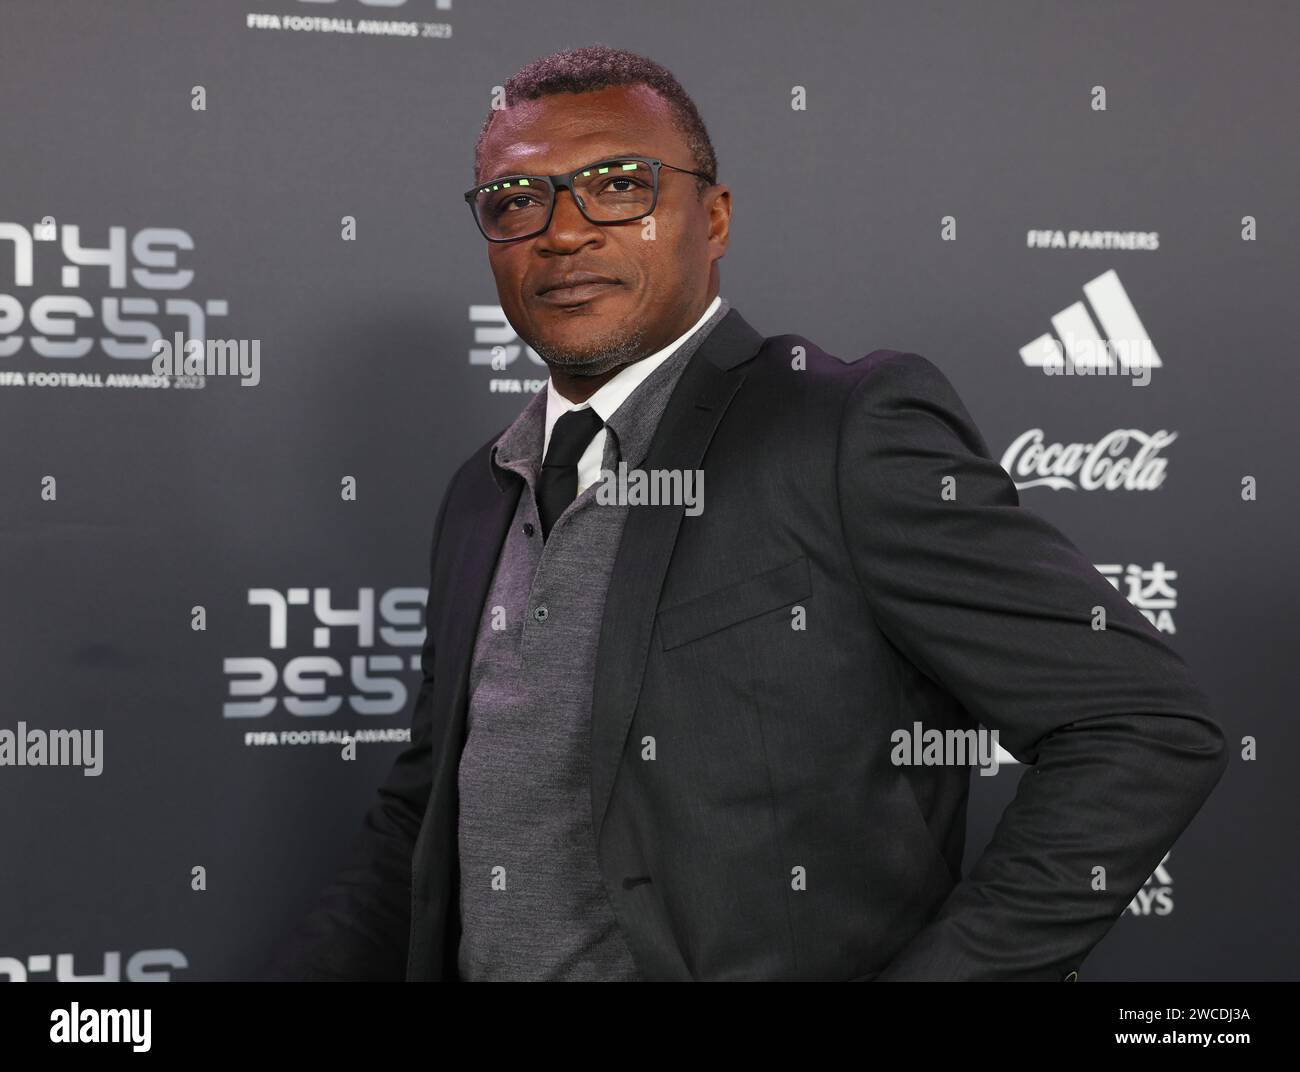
835, 351, 1228, 981
259, 466, 460, 981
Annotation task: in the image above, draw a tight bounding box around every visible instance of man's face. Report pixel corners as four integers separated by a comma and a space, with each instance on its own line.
475, 84, 730, 377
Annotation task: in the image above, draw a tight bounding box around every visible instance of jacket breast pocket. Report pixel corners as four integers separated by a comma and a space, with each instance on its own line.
657, 554, 812, 651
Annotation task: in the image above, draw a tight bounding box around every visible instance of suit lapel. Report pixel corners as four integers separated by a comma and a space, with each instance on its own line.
589, 308, 767, 844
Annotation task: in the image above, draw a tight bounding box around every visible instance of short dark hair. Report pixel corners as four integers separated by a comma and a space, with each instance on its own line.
474, 44, 718, 198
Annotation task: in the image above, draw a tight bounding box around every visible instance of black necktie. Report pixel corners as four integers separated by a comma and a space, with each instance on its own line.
537, 406, 605, 540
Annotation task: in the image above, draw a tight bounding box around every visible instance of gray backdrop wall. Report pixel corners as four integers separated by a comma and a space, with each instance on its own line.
1, 0, 1295, 981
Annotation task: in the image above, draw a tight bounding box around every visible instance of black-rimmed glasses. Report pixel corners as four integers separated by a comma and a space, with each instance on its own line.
464, 155, 714, 242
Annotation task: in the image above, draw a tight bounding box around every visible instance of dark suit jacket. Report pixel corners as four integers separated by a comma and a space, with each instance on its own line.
263, 305, 1227, 981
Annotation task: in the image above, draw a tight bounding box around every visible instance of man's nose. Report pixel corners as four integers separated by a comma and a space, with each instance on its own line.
544, 186, 598, 242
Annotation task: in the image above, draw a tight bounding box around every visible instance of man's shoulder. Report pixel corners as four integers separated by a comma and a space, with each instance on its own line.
436, 341, 965, 500
746, 330, 957, 403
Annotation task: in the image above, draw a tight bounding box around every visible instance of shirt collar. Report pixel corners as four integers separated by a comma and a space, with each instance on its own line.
541, 293, 722, 458
489, 294, 723, 490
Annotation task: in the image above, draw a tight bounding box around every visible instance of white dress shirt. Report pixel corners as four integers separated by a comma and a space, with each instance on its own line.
542, 294, 722, 496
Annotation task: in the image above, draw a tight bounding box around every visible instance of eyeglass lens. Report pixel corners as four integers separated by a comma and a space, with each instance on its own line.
473, 158, 655, 239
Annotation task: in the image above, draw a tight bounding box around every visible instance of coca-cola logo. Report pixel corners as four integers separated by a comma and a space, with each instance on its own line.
1000, 428, 1177, 491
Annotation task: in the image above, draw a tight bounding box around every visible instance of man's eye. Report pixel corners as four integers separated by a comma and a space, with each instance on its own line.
501, 195, 539, 212
606, 177, 644, 191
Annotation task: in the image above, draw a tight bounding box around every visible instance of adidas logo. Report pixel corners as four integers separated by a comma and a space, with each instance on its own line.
1020, 269, 1162, 378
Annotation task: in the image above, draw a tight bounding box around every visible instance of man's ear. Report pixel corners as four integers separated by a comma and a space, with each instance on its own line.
707, 185, 732, 256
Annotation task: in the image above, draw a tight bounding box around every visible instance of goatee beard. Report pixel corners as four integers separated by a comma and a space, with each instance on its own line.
529, 322, 649, 378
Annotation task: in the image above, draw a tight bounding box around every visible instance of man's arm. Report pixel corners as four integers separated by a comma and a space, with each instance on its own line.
835, 351, 1228, 981
259, 467, 460, 981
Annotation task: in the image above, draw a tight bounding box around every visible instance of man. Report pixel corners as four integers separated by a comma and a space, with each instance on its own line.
263, 45, 1227, 982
